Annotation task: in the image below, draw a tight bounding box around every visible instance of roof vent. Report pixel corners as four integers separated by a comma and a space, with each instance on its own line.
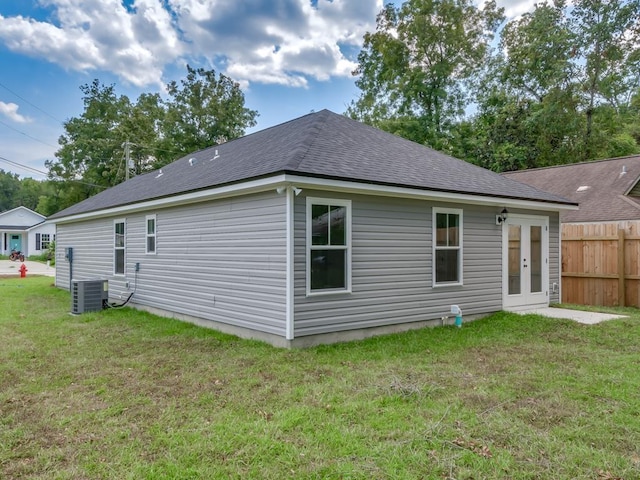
620, 165, 627, 177
210, 149, 220, 161
156, 169, 163, 178
188, 157, 196, 166
576, 185, 590, 192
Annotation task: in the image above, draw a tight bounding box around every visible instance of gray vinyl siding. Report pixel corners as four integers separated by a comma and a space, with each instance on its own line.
293, 193, 504, 337
55, 192, 287, 335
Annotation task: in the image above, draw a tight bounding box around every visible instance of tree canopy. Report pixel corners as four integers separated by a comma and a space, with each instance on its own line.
44, 65, 258, 213
350, 0, 640, 171
348, 0, 504, 150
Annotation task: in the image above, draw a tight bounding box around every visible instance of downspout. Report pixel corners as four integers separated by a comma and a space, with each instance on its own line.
285, 186, 295, 340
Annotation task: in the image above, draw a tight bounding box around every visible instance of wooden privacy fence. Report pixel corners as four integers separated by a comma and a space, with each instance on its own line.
562, 221, 640, 307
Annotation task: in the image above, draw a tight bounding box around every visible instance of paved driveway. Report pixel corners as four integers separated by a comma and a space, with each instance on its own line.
0, 260, 55, 277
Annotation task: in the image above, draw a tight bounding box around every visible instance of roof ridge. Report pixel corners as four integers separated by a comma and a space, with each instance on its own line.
503, 154, 640, 174
282, 110, 331, 171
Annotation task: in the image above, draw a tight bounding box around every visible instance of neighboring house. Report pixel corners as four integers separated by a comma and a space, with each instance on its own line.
48, 110, 576, 347
503, 155, 640, 308
502, 155, 640, 223
0, 206, 56, 257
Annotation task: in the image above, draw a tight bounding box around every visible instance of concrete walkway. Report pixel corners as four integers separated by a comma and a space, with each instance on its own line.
0, 260, 55, 277
517, 307, 626, 325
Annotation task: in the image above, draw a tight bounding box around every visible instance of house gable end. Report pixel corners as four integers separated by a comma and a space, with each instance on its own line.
0, 206, 46, 228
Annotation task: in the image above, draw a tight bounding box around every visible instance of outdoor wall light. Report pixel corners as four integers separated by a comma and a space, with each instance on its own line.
496, 208, 508, 225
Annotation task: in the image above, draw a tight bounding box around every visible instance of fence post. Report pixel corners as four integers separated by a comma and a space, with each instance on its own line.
618, 228, 625, 307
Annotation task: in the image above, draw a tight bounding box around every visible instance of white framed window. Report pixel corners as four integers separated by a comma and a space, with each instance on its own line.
114, 219, 126, 275
146, 214, 156, 254
433, 207, 463, 286
306, 197, 352, 295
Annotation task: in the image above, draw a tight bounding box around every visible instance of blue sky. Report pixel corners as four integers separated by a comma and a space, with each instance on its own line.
0, 0, 534, 180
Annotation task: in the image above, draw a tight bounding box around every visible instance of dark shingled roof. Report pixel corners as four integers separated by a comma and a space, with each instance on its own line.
503, 155, 640, 223
50, 110, 573, 220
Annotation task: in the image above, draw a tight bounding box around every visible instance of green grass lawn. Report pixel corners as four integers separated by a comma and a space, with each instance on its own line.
1, 277, 639, 479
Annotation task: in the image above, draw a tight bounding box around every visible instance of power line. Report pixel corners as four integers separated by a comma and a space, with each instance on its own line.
0, 118, 58, 148
0, 81, 64, 123
0, 155, 49, 178
0, 155, 107, 189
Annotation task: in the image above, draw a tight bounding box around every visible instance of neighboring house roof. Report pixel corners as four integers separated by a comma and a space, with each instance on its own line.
0, 225, 31, 230
503, 155, 640, 223
50, 110, 574, 220
0, 206, 46, 228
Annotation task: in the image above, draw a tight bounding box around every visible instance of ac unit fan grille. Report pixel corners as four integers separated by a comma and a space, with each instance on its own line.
71, 280, 108, 314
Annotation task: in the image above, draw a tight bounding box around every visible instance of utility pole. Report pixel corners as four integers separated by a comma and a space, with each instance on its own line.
123, 140, 131, 181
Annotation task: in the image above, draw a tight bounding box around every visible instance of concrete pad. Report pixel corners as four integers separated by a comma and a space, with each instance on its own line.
517, 307, 626, 325
0, 260, 55, 277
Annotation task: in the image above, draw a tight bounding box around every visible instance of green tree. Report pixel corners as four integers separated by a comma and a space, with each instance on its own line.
46, 65, 258, 212
14, 178, 47, 211
48, 79, 135, 205
460, 0, 639, 170
347, 0, 504, 149
571, 0, 640, 158
0, 169, 20, 212
467, 1, 585, 170
159, 66, 258, 161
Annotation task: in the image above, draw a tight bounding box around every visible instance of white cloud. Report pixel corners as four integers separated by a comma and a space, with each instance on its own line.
0, 0, 381, 89
0, 0, 182, 87
171, 0, 381, 87
476, 0, 536, 20
0, 101, 32, 123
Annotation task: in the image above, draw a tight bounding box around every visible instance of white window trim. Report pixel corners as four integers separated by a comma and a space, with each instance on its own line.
114, 218, 126, 276
432, 207, 463, 287
306, 196, 352, 296
145, 214, 157, 255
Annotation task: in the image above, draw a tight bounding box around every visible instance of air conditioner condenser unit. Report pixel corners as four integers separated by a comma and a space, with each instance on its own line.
71, 279, 108, 314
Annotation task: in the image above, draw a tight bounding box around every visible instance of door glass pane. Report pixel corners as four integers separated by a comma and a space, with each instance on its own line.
508, 225, 521, 295
530, 225, 542, 293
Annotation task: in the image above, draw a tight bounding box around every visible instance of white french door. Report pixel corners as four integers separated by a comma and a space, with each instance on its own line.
503, 215, 549, 310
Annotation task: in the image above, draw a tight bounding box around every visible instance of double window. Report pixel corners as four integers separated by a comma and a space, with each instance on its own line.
40, 234, 51, 250
306, 197, 351, 295
433, 208, 463, 286
35, 233, 53, 251
114, 219, 126, 275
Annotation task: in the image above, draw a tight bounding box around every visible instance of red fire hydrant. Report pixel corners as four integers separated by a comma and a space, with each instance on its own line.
19, 263, 27, 278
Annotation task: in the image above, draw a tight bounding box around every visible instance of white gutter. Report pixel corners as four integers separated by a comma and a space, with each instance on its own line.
51, 172, 577, 225
285, 174, 579, 212
51, 174, 288, 224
